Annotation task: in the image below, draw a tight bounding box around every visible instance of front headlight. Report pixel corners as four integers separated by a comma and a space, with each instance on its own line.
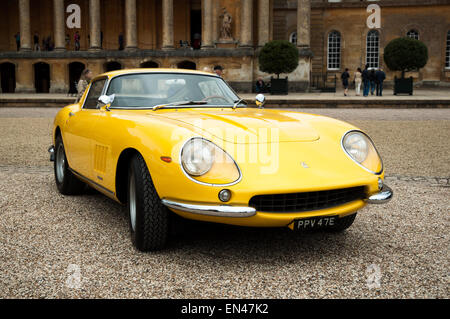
180, 138, 241, 185
342, 131, 383, 174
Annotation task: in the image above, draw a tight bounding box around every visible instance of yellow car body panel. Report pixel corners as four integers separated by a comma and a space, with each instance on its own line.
53, 69, 386, 228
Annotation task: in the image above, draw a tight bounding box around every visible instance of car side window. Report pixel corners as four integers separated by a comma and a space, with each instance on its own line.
83, 79, 107, 109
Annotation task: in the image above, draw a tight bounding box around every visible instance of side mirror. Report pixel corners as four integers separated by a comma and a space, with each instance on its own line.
255, 94, 266, 108
98, 94, 115, 111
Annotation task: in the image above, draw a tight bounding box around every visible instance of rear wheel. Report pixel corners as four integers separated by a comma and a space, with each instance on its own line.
127, 153, 169, 251
54, 134, 85, 195
326, 213, 357, 232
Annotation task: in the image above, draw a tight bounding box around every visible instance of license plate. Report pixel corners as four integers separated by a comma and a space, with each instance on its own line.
293, 216, 337, 230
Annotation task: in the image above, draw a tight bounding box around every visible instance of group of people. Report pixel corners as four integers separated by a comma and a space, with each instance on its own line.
341, 65, 386, 97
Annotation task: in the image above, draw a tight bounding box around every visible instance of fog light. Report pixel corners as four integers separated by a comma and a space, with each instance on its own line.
218, 189, 231, 202
378, 178, 383, 190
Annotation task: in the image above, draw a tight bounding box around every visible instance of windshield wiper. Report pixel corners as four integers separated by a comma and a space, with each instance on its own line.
152, 100, 207, 111
232, 98, 247, 109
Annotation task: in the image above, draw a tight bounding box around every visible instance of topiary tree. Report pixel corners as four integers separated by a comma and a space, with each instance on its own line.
259, 40, 299, 79
383, 37, 428, 78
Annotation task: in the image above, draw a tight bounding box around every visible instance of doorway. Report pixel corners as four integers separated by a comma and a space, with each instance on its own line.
177, 61, 196, 70
0, 63, 16, 93
105, 61, 122, 72
140, 61, 159, 68
68, 62, 86, 94
34, 62, 50, 93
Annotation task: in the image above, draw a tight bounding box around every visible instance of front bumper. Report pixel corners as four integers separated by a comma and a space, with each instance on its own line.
161, 199, 256, 217
162, 184, 393, 218
365, 184, 393, 204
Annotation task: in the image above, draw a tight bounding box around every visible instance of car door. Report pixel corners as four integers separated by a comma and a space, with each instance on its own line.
64, 77, 107, 180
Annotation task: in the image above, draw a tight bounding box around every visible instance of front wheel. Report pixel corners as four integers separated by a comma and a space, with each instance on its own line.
127, 153, 169, 251
54, 134, 85, 195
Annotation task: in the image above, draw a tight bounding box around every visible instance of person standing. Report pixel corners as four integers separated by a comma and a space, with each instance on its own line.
354, 68, 362, 96
74, 31, 80, 51
118, 33, 124, 50
255, 78, 267, 93
369, 69, 376, 96
375, 68, 386, 96
76, 69, 93, 102
65, 34, 70, 49
362, 65, 370, 97
33, 32, 40, 51
14, 32, 20, 51
341, 68, 350, 96
213, 65, 223, 77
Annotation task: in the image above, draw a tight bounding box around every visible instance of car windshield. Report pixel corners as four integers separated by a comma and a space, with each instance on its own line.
105, 73, 243, 109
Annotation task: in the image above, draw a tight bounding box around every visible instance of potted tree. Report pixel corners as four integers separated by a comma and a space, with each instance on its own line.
383, 37, 428, 95
258, 40, 299, 95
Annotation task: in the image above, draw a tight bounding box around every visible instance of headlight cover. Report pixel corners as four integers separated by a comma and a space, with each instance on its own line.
180, 138, 241, 186
342, 130, 383, 174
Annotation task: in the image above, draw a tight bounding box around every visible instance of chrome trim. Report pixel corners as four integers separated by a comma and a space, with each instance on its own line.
48, 145, 55, 162
162, 199, 256, 217
366, 184, 393, 204
179, 137, 243, 187
340, 130, 384, 175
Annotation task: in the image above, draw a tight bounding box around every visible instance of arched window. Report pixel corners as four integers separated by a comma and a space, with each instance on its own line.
366, 30, 379, 69
327, 31, 341, 70
407, 29, 419, 40
289, 32, 297, 45
446, 31, 450, 69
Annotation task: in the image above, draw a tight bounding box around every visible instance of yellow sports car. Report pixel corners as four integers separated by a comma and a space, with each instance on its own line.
49, 69, 392, 251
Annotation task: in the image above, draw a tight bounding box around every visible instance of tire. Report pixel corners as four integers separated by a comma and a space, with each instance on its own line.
326, 213, 357, 232
54, 134, 85, 195
127, 153, 169, 251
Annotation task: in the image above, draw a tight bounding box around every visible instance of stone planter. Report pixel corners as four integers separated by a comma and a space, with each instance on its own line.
270, 77, 288, 95
394, 76, 413, 95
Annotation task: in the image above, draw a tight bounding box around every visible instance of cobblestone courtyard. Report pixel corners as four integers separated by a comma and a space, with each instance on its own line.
0, 107, 448, 298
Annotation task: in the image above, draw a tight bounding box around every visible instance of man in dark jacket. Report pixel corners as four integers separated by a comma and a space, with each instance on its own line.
362, 65, 370, 97
375, 68, 386, 96
369, 69, 376, 96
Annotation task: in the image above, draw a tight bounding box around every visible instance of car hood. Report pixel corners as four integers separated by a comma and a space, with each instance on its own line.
151, 108, 320, 144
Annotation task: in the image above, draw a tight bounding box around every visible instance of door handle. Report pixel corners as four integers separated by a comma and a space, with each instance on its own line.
69, 112, 75, 117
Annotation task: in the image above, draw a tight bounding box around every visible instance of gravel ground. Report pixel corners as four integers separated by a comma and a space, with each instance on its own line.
0, 107, 448, 298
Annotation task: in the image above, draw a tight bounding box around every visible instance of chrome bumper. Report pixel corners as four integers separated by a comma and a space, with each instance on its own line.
366, 184, 393, 204
48, 145, 55, 162
161, 199, 256, 218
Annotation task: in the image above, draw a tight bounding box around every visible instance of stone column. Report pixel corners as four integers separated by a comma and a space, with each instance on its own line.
125, 0, 137, 49
18, 0, 32, 51
162, 0, 174, 50
53, 0, 65, 51
201, 0, 213, 49
258, 0, 270, 47
239, 0, 253, 47
89, 0, 101, 50
297, 0, 310, 48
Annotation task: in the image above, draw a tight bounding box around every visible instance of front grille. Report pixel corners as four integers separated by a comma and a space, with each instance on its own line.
249, 186, 366, 213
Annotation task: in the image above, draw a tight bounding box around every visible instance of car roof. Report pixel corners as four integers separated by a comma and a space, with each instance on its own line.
96, 68, 219, 80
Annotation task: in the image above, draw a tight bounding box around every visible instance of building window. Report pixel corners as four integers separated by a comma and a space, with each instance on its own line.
446, 31, 450, 69
289, 32, 297, 45
366, 30, 379, 69
407, 29, 419, 40
327, 31, 341, 70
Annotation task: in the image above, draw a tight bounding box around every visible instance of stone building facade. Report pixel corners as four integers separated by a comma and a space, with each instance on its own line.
0, 0, 449, 94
